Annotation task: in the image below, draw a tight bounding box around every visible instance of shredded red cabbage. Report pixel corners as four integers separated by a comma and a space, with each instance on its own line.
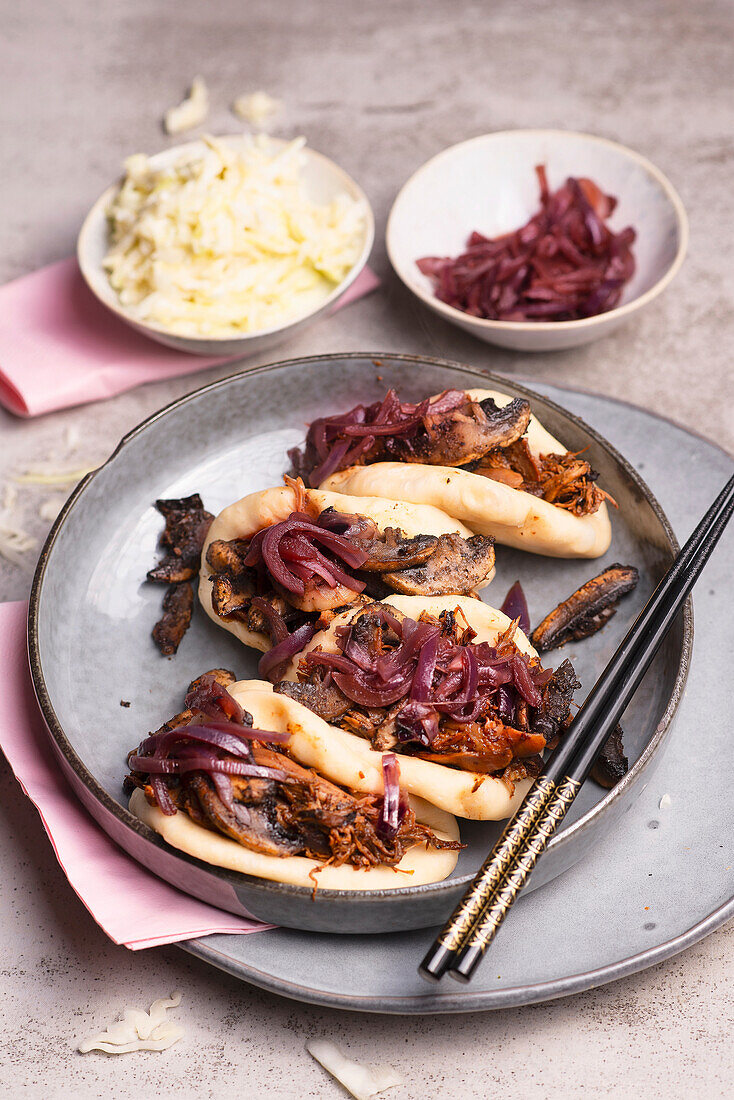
290, 388, 467, 486
417, 166, 636, 322
500, 580, 531, 634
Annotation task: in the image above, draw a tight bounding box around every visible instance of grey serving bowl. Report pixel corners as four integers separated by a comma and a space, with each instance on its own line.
28, 354, 692, 934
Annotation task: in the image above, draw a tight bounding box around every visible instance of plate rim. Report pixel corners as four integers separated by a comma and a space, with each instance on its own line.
27, 352, 693, 907
179, 895, 734, 1014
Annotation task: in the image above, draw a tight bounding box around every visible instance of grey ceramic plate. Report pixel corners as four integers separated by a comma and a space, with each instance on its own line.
179, 384, 733, 1013
29, 355, 691, 935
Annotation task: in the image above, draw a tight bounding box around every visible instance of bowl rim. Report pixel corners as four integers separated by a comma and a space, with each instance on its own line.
76, 134, 376, 346
386, 128, 689, 332
27, 352, 693, 904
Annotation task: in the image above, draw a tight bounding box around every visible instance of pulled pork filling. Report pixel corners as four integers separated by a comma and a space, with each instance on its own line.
289, 389, 614, 517
125, 669, 459, 874
206, 494, 494, 680
276, 604, 580, 793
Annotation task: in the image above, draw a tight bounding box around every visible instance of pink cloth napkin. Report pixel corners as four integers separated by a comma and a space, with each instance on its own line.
0, 258, 380, 418
0, 600, 273, 949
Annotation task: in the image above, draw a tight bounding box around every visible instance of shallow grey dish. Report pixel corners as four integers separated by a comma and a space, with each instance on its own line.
28, 355, 691, 935
180, 392, 732, 1012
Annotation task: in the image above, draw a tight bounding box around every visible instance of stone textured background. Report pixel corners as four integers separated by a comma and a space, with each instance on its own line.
0, 1, 732, 1096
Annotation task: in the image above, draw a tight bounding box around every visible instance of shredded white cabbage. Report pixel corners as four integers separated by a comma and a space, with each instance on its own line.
164, 77, 209, 135
232, 91, 282, 128
13, 463, 96, 488
78, 992, 183, 1055
103, 135, 366, 337
306, 1040, 403, 1100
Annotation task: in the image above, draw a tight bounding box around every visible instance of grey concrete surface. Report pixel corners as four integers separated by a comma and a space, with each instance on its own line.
0, 1, 732, 1096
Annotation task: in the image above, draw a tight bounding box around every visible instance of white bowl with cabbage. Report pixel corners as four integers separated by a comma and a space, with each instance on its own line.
78, 134, 374, 355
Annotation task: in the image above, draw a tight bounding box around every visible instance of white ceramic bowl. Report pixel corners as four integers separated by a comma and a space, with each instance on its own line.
78, 136, 375, 357
387, 130, 688, 352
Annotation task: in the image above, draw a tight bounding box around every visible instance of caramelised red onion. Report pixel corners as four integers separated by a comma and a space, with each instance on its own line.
244, 513, 367, 598
417, 166, 636, 323
259, 621, 317, 682
304, 607, 555, 744
378, 752, 405, 838
185, 674, 246, 724
291, 388, 467, 486
130, 717, 293, 815
500, 580, 531, 635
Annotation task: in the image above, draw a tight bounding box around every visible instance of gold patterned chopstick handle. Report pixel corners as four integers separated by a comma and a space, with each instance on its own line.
450, 776, 582, 979
435, 774, 558, 953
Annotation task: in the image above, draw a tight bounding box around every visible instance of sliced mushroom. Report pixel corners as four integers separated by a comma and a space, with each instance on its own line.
531, 564, 639, 652
590, 724, 628, 788
186, 773, 301, 856
147, 494, 214, 583
152, 582, 193, 655
275, 676, 352, 723
531, 659, 581, 747
211, 572, 254, 620
355, 528, 439, 572
206, 538, 250, 575
382, 533, 495, 596
187, 668, 236, 693
388, 396, 532, 466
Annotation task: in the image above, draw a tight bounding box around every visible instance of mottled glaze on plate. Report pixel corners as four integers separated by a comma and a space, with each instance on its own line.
28, 355, 691, 933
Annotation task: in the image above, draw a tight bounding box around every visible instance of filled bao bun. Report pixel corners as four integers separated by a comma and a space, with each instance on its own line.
277, 594, 540, 820
199, 482, 493, 654
321, 388, 612, 558
129, 679, 460, 890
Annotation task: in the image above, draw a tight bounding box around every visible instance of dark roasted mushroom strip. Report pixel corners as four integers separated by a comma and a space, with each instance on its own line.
148, 493, 213, 655
388, 397, 532, 466
531, 564, 639, 652
382, 533, 495, 597
590, 723, 628, 788
147, 494, 214, 583
152, 582, 194, 656
530, 659, 581, 748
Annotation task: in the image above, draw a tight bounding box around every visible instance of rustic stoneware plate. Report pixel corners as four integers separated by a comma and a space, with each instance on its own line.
180, 392, 732, 1012
77, 136, 375, 356
28, 354, 691, 934
387, 130, 688, 351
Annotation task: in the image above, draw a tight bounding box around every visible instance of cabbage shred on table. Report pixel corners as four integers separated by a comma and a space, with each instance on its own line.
103, 135, 366, 337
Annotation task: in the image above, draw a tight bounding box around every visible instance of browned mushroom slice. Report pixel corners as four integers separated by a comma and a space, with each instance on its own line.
189, 668, 237, 692
590, 724, 628, 788
147, 494, 214, 583
206, 537, 250, 575
355, 528, 439, 572
389, 396, 532, 466
382, 533, 495, 596
531, 659, 581, 747
211, 573, 254, 620
152, 582, 194, 655
185, 773, 302, 856
275, 676, 352, 723
531, 564, 639, 652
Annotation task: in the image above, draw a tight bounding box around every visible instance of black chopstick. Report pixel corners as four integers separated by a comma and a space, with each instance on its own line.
420, 473, 734, 984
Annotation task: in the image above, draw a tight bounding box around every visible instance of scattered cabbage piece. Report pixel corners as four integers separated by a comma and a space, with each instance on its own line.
164, 77, 209, 134
39, 495, 66, 522
13, 463, 96, 488
104, 135, 366, 337
232, 90, 283, 128
306, 1039, 403, 1100
659, 793, 672, 809
78, 992, 183, 1055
